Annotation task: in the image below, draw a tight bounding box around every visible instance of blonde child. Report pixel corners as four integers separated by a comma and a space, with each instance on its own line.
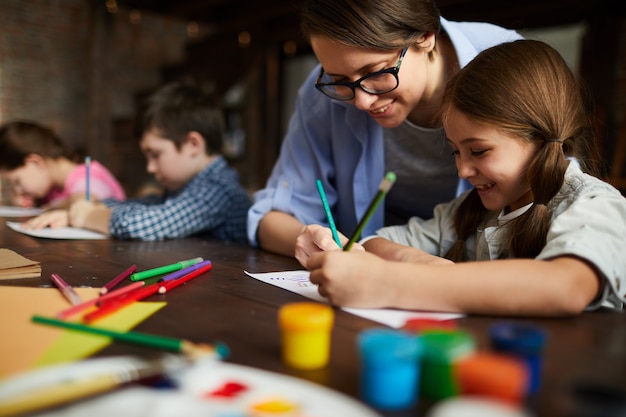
0, 120, 125, 227
296, 40, 626, 317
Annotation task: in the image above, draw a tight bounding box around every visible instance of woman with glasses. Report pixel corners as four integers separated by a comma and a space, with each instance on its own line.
248, 0, 522, 256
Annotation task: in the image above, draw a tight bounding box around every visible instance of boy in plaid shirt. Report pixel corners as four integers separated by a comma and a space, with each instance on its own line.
68, 79, 250, 242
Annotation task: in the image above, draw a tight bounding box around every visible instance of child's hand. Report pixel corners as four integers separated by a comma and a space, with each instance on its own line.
68, 200, 112, 235
22, 209, 69, 229
307, 250, 391, 308
295, 224, 360, 269
68, 200, 96, 228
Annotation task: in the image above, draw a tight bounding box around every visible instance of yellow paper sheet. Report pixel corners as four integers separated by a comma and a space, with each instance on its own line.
0, 286, 165, 380
34, 301, 166, 368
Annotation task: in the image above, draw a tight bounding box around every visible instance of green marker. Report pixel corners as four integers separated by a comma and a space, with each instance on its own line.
344, 172, 396, 251
130, 257, 204, 281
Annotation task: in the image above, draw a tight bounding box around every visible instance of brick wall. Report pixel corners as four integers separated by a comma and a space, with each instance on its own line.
0, 0, 196, 194
0, 0, 90, 144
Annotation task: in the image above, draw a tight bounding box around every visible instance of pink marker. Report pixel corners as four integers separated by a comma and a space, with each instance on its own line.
51, 273, 83, 306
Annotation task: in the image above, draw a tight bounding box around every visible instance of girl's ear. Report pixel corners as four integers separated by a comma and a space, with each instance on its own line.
23, 153, 46, 168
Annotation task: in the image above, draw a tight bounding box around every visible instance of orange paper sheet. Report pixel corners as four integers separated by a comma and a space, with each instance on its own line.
0, 286, 165, 380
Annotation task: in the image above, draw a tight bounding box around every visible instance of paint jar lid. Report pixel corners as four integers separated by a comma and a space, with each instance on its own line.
358, 327, 423, 366
403, 318, 457, 333
456, 352, 529, 404
426, 396, 532, 417
278, 302, 334, 331
490, 322, 546, 355
421, 329, 475, 362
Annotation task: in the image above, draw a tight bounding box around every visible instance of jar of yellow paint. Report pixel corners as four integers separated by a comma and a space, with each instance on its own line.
278, 302, 334, 370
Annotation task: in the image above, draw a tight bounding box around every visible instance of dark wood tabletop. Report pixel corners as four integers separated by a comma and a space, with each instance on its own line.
1, 217, 625, 417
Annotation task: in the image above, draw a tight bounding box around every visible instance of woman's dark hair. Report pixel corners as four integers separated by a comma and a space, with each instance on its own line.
300, 0, 441, 51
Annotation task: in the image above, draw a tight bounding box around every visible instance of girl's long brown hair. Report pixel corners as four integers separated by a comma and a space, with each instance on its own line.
440, 40, 600, 261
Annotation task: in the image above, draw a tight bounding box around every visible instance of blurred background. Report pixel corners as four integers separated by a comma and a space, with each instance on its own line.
0, 0, 624, 198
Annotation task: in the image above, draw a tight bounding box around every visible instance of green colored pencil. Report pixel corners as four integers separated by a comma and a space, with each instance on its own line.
32, 315, 229, 360
316, 179, 342, 248
344, 172, 396, 251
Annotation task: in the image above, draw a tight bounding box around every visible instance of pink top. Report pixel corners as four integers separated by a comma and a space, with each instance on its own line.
46, 160, 126, 206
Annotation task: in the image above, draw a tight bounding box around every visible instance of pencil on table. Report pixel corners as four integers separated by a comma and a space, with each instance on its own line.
100, 264, 138, 295
0, 356, 185, 417
57, 281, 145, 319
158, 261, 212, 294
32, 315, 229, 360
82, 283, 160, 324
130, 257, 204, 281
158, 260, 212, 283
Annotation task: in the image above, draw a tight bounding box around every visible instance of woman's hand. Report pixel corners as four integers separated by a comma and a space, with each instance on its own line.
295, 224, 362, 269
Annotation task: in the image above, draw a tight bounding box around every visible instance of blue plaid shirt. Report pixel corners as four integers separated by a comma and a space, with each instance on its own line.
104, 156, 250, 242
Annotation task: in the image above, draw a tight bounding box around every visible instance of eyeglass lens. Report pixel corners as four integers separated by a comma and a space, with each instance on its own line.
318, 72, 398, 100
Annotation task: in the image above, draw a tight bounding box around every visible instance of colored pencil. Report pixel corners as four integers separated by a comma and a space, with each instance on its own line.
82, 283, 160, 323
32, 315, 229, 360
57, 281, 145, 319
158, 260, 212, 283
85, 155, 91, 201
50, 273, 83, 306
100, 264, 137, 295
344, 172, 397, 251
0, 369, 143, 416
158, 262, 212, 294
130, 257, 204, 281
316, 179, 342, 248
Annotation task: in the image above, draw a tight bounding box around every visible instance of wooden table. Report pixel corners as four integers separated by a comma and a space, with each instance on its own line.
1, 218, 625, 417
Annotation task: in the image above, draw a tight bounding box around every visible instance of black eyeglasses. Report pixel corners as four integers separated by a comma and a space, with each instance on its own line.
315, 47, 408, 101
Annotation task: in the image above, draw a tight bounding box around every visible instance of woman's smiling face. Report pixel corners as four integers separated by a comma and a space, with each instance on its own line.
310, 36, 434, 129
444, 106, 537, 212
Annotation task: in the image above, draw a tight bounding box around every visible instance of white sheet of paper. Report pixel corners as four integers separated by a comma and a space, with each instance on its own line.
244, 270, 462, 328
6, 221, 108, 240
0, 206, 43, 217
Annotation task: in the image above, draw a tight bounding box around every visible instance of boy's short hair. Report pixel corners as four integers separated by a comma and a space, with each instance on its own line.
137, 78, 224, 155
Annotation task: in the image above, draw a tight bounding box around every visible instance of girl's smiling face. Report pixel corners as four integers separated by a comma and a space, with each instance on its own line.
444, 106, 537, 212
310, 36, 434, 129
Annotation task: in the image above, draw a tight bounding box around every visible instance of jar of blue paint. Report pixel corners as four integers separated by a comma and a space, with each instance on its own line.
358, 327, 423, 410
489, 322, 547, 394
